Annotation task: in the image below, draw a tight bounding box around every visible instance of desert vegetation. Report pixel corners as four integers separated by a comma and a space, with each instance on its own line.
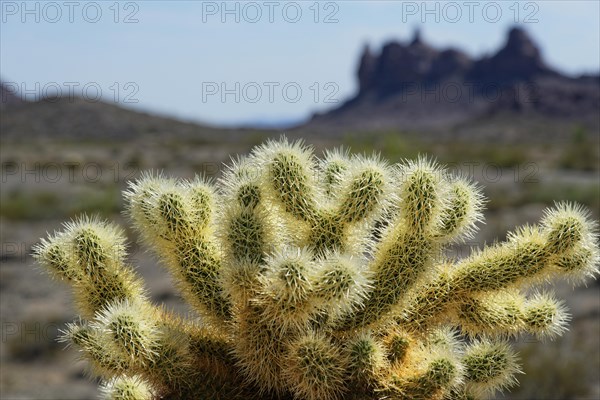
30, 138, 599, 399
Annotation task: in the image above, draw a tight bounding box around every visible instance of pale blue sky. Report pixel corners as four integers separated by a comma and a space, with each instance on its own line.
1, 1, 599, 126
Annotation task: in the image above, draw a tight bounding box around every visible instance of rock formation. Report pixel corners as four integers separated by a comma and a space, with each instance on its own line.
308, 27, 600, 134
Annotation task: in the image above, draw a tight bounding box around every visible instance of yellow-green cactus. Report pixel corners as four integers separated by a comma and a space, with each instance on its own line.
34, 138, 599, 400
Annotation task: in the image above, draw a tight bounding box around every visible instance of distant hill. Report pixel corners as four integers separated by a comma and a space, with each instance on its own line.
0, 95, 234, 141
0, 82, 24, 110
304, 27, 600, 137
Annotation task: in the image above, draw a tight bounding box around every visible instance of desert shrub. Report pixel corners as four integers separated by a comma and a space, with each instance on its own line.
35, 138, 599, 399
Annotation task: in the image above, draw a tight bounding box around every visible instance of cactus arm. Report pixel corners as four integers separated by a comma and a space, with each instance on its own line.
34, 217, 147, 319
125, 175, 230, 324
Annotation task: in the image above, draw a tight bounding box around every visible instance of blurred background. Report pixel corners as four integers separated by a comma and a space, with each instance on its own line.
1, 1, 598, 399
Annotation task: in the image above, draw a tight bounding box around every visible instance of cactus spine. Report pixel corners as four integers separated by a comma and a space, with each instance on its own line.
35, 138, 599, 399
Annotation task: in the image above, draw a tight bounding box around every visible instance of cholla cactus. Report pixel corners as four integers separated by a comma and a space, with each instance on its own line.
34, 138, 599, 400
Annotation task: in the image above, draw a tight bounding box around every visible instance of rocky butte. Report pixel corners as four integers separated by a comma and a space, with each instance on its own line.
306, 27, 600, 136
